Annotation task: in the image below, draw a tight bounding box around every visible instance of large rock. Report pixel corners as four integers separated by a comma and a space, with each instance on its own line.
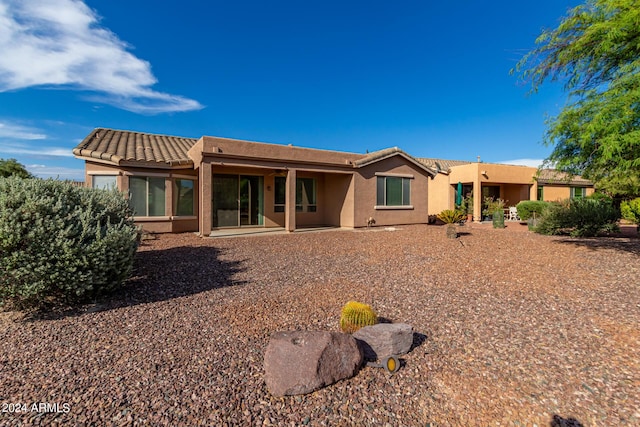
353, 323, 413, 360
264, 331, 363, 396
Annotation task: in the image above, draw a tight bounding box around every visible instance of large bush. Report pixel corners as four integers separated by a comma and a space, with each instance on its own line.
621, 198, 640, 225
516, 200, 549, 221
0, 178, 138, 309
535, 198, 619, 237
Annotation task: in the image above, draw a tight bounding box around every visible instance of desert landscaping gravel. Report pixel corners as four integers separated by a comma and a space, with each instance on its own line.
1, 223, 639, 426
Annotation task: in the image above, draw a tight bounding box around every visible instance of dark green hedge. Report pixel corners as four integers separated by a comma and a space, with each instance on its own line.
535, 198, 619, 237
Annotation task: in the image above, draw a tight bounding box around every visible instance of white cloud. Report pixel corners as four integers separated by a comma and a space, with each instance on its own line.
0, 0, 202, 114
0, 141, 73, 157
498, 158, 545, 168
27, 164, 84, 180
0, 121, 46, 139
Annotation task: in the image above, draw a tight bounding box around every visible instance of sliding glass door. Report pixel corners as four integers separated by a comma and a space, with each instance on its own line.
213, 174, 263, 227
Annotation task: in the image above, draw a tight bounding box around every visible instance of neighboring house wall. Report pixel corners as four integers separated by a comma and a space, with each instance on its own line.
539, 185, 595, 202
444, 163, 537, 221
427, 173, 454, 218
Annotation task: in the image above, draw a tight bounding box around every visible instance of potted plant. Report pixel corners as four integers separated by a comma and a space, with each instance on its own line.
437, 209, 466, 238
463, 194, 474, 222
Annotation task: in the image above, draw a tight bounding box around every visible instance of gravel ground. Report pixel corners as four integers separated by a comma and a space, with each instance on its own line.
1, 223, 639, 426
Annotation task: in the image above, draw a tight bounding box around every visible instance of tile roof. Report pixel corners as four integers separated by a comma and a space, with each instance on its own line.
417, 158, 473, 173
536, 169, 594, 186
73, 128, 198, 166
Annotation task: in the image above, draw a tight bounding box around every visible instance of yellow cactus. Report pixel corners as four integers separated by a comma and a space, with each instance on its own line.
340, 301, 378, 334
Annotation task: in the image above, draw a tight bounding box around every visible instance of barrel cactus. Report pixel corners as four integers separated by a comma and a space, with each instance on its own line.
340, 301, 378, 333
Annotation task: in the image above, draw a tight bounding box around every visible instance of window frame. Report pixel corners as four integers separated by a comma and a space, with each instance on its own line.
92, 175, 117, 190
375, 175, 413, 209
273, 176, 318, 213
274, 176, 286, 213
296, 177, 317, 213
129, 176, 166, 217
173, 178, 196, 217
571, 186, 586, 199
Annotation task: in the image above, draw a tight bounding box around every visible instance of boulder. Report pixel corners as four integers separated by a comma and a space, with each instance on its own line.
264, 331, 363, 396
353, 323, 413, 360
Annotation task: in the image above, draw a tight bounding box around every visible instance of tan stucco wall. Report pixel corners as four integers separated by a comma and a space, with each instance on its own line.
427, 173, 454, 217
540, 185, 595, 202
191, 136, 364, 167
353, 156, 431, 227
325, 174, 355, 227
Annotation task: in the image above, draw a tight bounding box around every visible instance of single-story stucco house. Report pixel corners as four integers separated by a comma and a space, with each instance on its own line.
420, 158, 594, 222
73, 128, 594, 234
73, 128, 436, 235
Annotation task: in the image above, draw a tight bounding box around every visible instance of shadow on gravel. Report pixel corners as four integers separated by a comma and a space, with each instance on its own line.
550, 414, 584, 427
554, 237, 640, 255
119, 245, 247, 306
25, 245, 247, 321
410, 332, 428, 351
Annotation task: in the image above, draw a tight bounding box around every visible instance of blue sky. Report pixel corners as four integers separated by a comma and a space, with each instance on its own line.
0, 0, 580, 181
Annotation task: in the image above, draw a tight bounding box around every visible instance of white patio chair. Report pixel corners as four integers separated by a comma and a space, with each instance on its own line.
507, 206, 519, 221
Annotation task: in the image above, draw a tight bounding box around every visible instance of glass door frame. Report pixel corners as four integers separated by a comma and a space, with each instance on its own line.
212, 174, 264, 228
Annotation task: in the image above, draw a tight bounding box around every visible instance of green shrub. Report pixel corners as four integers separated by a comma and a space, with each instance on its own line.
516, 200, 549, 221
492, 209, 505, 228
586, 192, 612, 202
621, 198, 640, 225
0, 178, 138, 309
437, 209, 466, 224
535, 198, 619, 237
340, 301, 377, 334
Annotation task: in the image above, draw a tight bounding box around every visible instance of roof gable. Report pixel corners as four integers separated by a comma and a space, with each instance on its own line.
354, 148, 436, 176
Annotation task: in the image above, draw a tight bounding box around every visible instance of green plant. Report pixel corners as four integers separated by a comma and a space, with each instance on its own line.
535, 198, 619, 237
340, 301, 378, 334
516, 200, 550, 221
621, 198, 640, 225
492, 209, 505, 229
0, 177, 139, 309
485, 197, 505, 214
465, 195, 474, 215
437, 209, 466, 224
0, 158, 32, 179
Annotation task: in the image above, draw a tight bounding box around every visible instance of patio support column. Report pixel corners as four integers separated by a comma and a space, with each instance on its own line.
199, 163, 212, 236
473, 177, 482, 222
531, 180, 538, 201
285, 168, 297, 232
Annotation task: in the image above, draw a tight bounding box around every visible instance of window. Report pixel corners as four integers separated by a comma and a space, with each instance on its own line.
376, 176, 411, 206
174, 179, 194, 216
92, 175, 116, 190
273, 177, 317, 212
537, 186, 544, 201
129, 176, 166, 216
274, 176, 286, 213
571, 187, 586, 199
296, 178, 316, 212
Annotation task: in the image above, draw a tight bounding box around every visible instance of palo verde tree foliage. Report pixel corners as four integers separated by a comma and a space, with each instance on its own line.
0, 178, 139, 310
513, 0, 640, 198
0, 158, 33, 179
